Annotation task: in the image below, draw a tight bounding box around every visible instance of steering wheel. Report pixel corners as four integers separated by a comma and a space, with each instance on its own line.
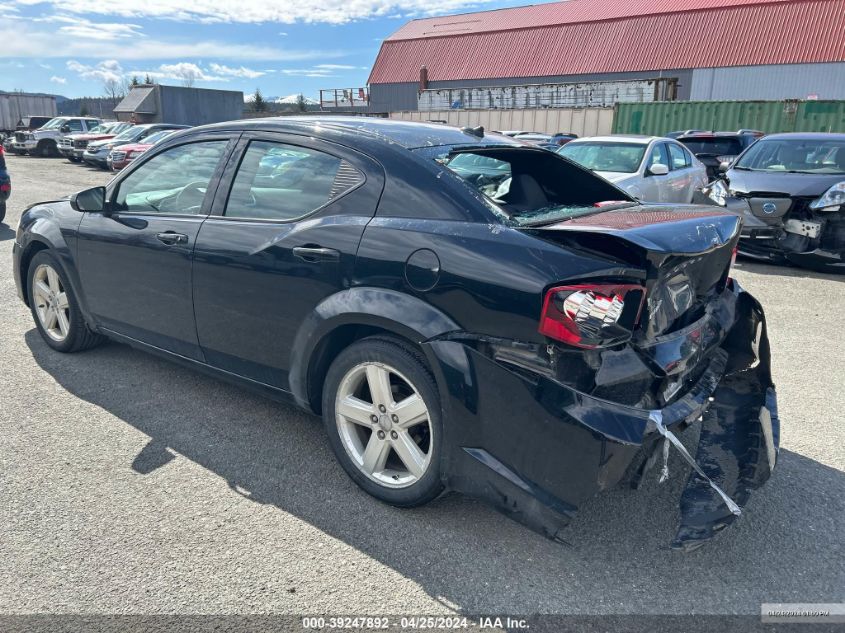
174, 180, 208, 213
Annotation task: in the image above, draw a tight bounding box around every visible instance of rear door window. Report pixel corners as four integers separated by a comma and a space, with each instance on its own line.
224, 140, 363, 221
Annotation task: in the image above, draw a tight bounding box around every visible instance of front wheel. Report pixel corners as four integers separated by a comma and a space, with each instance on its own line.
322, 337, 444, 507
27, 250, 103, 353
36, 140, 56, 157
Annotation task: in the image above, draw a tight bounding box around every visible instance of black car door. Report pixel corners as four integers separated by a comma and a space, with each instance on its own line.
192, 132, 384, 389
76, 133, 236, 360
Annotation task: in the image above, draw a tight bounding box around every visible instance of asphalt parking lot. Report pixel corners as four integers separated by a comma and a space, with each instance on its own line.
1, 153, 843, 617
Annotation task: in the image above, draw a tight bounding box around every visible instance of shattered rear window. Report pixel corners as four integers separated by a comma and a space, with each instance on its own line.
418, 145, 637, 226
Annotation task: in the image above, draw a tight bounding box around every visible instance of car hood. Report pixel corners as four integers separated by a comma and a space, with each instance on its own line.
87, 139, 120, 150
726, 169, 845, 197
115, 142, 153, 153
595, 171, 637, 184
70, 133, 116, 142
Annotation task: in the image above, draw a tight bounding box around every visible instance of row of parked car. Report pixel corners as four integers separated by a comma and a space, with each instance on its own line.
497, 127, 844, 272
3, 116, 189, 171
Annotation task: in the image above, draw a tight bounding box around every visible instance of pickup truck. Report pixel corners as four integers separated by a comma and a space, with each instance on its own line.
12, 116, 102, 157
58, 121, 132, 162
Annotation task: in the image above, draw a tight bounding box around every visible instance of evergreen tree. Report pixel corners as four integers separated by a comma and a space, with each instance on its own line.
252, 88, 267, 112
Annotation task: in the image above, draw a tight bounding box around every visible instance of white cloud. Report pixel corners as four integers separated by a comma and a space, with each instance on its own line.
9, 0, 495, 24
280, 68, 337, 78
59, 20, 143, 40
0, 23, 343, 61
49, 75, 67, 84
208, 63, 267, 79
314, 64, 357, 70
67, 59, 124, 83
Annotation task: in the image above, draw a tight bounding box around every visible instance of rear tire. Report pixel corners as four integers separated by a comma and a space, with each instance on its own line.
0, 201, 5, 224
27, 250, 103, 353
322, 336, 444, 507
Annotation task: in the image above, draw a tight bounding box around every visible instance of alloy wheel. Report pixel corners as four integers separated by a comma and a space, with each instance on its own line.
32, 264, 70, 342
335, 362, 433, 488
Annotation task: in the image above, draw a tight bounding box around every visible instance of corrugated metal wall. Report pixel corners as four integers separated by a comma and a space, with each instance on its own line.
156, 86, 244, 126
369, 0, 845, 83
0, 93, 57, 131
418, 79, 673, 110
691, 63, 845, 100
369, 70, 692, 113
390, 108, 615, 136
613, 100, 845, 135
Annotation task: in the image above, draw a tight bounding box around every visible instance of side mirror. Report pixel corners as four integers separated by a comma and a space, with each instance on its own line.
60, 125, 71, 133
648, 163, 669, 176
70, 186, 106, 212
719, 161, 731, 173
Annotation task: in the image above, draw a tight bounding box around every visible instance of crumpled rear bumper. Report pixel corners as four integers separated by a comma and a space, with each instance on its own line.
425, 280, 779, 551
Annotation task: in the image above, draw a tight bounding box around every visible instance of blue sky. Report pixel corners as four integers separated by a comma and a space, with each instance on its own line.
0, 0, 543, 100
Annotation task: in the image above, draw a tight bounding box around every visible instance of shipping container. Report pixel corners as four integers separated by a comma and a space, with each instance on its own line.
613, 100, 845, 135
390, 107, 614, 136
0, 92, 58, 133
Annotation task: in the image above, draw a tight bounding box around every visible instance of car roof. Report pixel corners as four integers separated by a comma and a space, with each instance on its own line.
196, 116, 522, 150
752, 132, 845, 141
677, 131, 752, 139
565, 134, 661, 144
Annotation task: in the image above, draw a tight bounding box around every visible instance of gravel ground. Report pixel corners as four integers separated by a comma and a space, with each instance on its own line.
1, 153, 843, 617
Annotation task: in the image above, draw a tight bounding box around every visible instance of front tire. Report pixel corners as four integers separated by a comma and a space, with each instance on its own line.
27, 250, 103, 353
36, 139, 57, 157
322, 336, 444, 507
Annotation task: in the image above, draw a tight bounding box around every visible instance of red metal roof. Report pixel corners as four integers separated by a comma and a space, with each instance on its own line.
369, 0, 845, 84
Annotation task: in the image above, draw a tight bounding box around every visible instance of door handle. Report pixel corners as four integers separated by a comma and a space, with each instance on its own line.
293, 246, 340, 262
156, 232, 189, 245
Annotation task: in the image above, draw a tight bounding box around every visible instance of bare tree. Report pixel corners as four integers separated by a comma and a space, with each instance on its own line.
181, 76, 196, 88
103, 78, 125, 108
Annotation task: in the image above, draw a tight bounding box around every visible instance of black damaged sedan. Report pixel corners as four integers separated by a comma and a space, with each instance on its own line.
13, 117, 779, 551
699, 132, 845, 272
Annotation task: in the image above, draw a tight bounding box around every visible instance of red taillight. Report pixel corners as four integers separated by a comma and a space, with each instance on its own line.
0, 184, 9, 192
539, 283, 646, 348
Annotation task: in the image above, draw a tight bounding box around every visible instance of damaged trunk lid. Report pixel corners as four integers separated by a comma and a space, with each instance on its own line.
524, 205, 779, 550
528, 205, 740, 342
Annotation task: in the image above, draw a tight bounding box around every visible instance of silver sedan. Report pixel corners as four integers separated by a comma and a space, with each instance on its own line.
558, 135, 708, 203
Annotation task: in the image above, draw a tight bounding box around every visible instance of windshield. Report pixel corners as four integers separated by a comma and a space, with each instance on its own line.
733, 138, 845, 174
113, 126, 143, 142
88, 125, 109, 134
40, 118, 67, 130
680, 137, 743, 156
143, 130, 176, 145
421, 145, 636, 226
557, 142, 646, 173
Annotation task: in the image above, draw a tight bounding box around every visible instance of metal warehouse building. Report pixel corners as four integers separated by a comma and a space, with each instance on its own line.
366, 0, 845, 113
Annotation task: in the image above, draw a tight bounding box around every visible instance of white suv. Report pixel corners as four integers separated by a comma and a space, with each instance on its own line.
13, 117, 102, 157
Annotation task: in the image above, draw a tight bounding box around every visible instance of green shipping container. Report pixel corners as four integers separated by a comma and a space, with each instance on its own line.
613, 100, 845, 136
